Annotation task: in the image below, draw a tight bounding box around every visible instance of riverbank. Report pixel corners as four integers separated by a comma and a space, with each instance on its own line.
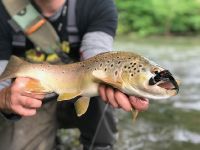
115, 35, 200, 48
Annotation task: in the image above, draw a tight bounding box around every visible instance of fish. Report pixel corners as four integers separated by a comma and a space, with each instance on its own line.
0, 51, 179, 117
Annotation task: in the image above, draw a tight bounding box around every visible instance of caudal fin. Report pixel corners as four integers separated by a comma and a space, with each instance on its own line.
0, 55, 25, 82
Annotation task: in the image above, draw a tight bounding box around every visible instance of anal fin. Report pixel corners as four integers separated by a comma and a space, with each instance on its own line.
75, 96, 90, 117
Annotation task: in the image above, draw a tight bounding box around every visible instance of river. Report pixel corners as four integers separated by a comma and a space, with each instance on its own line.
113, 36, 200, 150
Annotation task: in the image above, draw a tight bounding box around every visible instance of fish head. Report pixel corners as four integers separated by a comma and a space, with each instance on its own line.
121, 58, 179, 100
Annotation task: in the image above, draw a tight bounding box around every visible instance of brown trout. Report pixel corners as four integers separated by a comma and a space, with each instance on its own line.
0, 51, 179, 117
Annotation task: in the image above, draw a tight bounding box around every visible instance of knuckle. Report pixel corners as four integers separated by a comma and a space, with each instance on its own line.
10, 94, 22, 105
24, 99, 32, 107
10, 95, 17, 105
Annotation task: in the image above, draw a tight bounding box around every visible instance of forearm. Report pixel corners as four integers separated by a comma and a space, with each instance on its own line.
80, 31, 113, 60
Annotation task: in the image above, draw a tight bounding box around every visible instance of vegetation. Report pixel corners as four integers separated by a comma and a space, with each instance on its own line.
116, 0, 200, 36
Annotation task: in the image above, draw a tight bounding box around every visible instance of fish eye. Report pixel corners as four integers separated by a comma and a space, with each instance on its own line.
151, 67, 161, 74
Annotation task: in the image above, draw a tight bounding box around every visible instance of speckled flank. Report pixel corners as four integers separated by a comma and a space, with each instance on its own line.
0, 51, 152, 86
78, 51, 150, 79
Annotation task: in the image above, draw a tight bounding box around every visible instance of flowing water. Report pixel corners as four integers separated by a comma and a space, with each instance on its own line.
113, 36, 200, 150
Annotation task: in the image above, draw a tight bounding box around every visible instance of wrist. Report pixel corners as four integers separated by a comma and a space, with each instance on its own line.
0, 87, 21, 120
0, 87, 11, 113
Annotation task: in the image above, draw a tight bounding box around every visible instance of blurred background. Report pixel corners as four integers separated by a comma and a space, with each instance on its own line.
114, 0, 200, 149
61, 0, 200, 149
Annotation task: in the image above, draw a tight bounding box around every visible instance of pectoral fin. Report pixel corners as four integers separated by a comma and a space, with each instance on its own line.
92, 70, 122, 88
24, 79, 47, 93
74, 96, 90, 117
57, 91, 81, 101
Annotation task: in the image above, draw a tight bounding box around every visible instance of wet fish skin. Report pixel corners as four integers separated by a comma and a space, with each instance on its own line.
0, 51, 179, 116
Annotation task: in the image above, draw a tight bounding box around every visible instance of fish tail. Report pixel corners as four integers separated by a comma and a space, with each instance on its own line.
0, 56, 25, 82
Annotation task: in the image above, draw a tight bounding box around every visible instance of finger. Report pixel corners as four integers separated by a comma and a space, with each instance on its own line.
20, 97, 42, 109
129, 96, 149, 111
105, 87, 119, 108
114, 91, 132, 111
99, 84, 107, 102
22, 91, 45, 100
15, 106, 36, 117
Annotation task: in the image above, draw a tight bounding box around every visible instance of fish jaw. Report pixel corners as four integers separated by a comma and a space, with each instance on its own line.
121, 70, 179, 100
121, 82, 175, 100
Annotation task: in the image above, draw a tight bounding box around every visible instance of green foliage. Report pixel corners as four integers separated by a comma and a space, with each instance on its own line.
116, 0, 200, 36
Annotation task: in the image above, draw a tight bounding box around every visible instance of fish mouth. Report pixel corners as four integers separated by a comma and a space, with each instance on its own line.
149, 70, 179, 93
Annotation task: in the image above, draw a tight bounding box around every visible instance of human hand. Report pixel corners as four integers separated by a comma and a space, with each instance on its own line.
98, 84, 149, 112
0, 77, 45, 116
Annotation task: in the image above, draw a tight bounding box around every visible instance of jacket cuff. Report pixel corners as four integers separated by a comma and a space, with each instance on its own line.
0, 111, 21, 121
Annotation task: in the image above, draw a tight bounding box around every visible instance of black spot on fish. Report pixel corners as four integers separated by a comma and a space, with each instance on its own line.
111, 64, 113, 67
128, 67, 131, 69
131, 73, 134, 77
100, 63, 102, 67
118, 61, 121, 64
124, 66, 127, 69
115, 71, 118, 76
105, 68, 107, 71
134, 68, 136, 70
139, 64, 143, 67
